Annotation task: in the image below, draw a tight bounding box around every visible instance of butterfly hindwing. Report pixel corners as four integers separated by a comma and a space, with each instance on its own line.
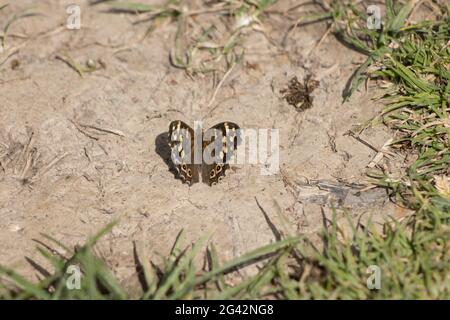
202, 122, 240, 186
168, 120, 199, 185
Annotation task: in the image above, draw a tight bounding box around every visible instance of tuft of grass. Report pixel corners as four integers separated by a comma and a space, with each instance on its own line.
366, 5, 450, 220
0, 222, 127, 299
0, 6, 41, 50
1, 205, 448, 299
297, 0, 450, 298
323, 0, 416, 100
99, 0, 277, 77
0, 223, 302, 299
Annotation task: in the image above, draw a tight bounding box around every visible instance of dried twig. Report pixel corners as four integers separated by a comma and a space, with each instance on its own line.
206, 62, 237, 109
345, 130, 379, 153
70, 120, 99, 141
306, 24, 332, 57
31, 152, 69, 182
78, 123, 126, 137
367, 138, 394, 168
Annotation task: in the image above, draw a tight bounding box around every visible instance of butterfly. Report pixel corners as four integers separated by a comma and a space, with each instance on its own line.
168, 120, 240, 186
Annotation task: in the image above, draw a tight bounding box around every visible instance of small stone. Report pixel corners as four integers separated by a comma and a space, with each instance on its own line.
9, 224, 23, 232
86, 59, 96, 68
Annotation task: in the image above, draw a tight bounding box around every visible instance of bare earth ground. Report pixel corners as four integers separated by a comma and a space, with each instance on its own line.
0, 0, 407, 290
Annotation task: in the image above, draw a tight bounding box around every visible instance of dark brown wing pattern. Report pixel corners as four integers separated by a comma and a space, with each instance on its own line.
202, 122, 240, 186
168, 120, 199, 185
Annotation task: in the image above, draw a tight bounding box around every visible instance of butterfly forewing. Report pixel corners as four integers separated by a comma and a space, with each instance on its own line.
168, 120, 199, 185
202, 122, 240, 186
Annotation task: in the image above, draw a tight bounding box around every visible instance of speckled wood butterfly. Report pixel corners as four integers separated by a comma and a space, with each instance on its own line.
168, 120, 240, 186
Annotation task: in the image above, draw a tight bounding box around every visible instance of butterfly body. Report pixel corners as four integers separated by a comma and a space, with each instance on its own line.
168, 120, 240, 186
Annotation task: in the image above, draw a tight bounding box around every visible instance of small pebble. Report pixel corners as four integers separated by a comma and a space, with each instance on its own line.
9, 224, 23, 232
86, 59, 96, 68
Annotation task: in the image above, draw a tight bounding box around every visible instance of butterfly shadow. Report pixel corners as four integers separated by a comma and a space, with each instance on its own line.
155, 131, 177, 176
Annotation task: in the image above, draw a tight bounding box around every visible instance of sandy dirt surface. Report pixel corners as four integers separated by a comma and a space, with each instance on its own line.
0, 0, 405, 289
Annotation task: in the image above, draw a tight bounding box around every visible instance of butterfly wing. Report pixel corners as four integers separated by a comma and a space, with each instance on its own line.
202, 122, 240, 186
168, 120, 199, 185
